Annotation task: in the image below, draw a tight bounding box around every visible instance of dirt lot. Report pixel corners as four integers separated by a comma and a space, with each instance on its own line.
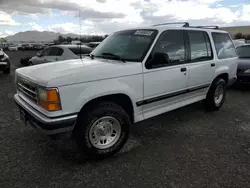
1, 51, 250, 188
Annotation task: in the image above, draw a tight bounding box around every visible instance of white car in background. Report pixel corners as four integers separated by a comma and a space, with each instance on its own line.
28, 44, 93, 65
8, 44, 18, 51
233, 39, 246, 48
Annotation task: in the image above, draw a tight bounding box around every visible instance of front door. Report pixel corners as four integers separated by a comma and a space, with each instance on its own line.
141, 30, 189, 119
36, 47, 51, 64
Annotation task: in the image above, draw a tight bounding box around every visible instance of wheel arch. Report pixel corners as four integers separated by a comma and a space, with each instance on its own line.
77, 93, 135, 123
213, 73, 229, 84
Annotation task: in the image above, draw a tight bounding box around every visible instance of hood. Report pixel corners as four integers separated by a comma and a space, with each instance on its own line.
15, 57, 142, 87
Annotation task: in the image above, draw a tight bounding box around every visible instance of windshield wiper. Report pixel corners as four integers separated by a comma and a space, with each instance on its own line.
101, 53, 126, 63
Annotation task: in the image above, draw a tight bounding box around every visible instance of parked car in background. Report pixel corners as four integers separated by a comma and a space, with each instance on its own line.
236, 44, 250, 84
0, 49, 10, 74
33, 44, 44, 51
14, 23, 238, 158
86, 42, 101, 49
28, 44, 93, 65
8, 44, 18, 51
233, 39, 246, 48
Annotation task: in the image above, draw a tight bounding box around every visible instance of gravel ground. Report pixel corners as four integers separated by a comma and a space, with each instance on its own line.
1, 51, 250, 188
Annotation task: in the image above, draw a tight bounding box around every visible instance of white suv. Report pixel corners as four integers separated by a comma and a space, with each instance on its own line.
14, 23, 238, 158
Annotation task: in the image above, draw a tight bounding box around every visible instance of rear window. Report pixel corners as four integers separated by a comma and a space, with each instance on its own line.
212, 32, 237, 59
236, 45, 250, 58
69, 47, 92, 55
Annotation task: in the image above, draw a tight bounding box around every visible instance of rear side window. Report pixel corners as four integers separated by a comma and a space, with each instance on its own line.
69, 47, 92, 55
49, 47, 64, 56
212, 33, 237, 59
188, 31, 213, 62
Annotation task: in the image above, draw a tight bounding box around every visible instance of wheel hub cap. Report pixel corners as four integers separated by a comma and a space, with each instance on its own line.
89, 116, 122, 149
214, 85, 224, 105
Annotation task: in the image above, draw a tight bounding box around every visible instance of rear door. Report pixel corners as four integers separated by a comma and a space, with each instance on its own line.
186, 30, 215, 95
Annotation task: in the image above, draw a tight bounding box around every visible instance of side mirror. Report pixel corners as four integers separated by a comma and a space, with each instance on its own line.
37, 52, 41, 57
146, 52, 170, 69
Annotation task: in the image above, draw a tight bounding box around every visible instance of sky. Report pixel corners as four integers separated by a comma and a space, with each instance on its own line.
0, 0, 250, 37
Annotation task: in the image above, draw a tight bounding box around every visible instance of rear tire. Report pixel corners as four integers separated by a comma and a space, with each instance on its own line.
75, 102, 130, 158
204, 78, 227, 111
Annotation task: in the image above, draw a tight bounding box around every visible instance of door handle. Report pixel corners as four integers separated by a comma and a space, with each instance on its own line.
211, 63, 215, 67
180, 67, 187, 72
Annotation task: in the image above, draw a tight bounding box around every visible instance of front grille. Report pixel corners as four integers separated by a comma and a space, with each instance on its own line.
17, 77, 38, 103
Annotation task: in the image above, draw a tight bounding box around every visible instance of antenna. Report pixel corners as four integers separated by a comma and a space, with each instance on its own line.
79, 10, 82, 60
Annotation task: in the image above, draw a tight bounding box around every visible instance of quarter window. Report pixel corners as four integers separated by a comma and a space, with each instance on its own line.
212, 33, 237, 59
188, 31, 213, 62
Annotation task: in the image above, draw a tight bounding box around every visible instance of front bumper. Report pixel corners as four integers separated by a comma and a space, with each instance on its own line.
14, 94, 77, 135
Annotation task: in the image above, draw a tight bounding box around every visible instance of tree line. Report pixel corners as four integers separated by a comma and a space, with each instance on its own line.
234, 33, 250, 40
53, 35, 108, 44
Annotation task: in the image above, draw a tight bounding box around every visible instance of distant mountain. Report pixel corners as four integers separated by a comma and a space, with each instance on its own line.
221, 26, 250, 36
4, 31, 87, 42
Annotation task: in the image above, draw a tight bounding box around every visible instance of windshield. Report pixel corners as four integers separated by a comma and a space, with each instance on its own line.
237, 45, 250, 58
91, 29, 158, 62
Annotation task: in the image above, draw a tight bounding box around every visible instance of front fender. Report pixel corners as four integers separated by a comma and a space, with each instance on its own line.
59, 74, 143, 117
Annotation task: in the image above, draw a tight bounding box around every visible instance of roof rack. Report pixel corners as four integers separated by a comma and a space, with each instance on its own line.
152, 22, 219, 30
193, 25, 219, 29
153, 22, 189, 27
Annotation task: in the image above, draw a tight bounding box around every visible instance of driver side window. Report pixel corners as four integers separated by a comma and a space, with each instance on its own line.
40, 47, 51, 57
146, 30, 186, 69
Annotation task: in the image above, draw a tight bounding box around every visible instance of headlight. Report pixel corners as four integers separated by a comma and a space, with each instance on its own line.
244, 69, 250, 73
38, 87, 61, 111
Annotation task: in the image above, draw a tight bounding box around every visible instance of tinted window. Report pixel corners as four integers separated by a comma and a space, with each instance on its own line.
236, 45, 250, 58
40, 47, 51, 56
48, 47, 63, 56
212, 33, 237, 59
69, 47, 92, 55
91, 29, 158, 62
188, 31, 213, 62
147, 30, 186, 68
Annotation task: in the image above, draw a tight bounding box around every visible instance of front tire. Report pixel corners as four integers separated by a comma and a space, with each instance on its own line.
204, 78, 227, 111
75, 102, 130, 158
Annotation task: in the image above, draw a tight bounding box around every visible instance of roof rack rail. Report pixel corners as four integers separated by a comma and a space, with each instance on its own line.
153, 22, 189, 27
192, 25, 219, 29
